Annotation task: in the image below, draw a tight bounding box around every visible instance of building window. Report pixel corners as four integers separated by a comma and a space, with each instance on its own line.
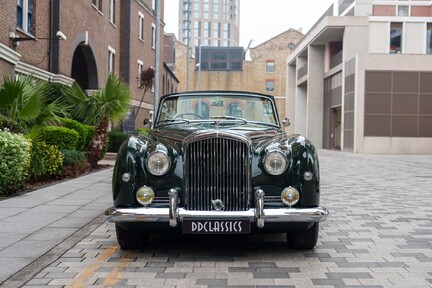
138, 12, 144, 40
397, 5, 409, 16
17, 0, 33, 34
92, 0, 103, 12
109, 0, 116, 24
266, 80, 275, 92
151, 23, 156, 49
390, 22, 402, 53
194, 102, 210, 119
137, 60, 143, 87
226, 102, 242, 117
108, 46, 115, 74
266, 61, 275, 73
427, 23, 432, 54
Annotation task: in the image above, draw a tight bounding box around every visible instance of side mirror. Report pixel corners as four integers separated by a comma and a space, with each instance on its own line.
143, 118, 152, 127
282, 117, 290, 127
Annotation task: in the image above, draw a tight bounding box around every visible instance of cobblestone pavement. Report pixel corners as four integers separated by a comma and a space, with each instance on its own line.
22, 150, 432, 288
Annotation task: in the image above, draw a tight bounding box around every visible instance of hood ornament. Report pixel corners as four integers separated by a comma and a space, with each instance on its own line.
211, 199, 225, 211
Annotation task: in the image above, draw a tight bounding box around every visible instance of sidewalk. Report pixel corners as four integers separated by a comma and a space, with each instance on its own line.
0, 159, 115, 286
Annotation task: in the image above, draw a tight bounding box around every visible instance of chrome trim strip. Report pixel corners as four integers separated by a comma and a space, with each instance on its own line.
105, 206, 329, 224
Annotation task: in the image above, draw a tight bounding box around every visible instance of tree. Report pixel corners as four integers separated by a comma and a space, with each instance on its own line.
63, 73, 132, 167
135, 67, 155, 120
0, 76, 68, 132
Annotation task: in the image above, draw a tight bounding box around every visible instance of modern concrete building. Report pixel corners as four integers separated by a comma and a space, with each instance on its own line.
0, 0, 178, 131
287, 0, 432, 153
174, 29, 304, 120
178, 0, 240, 47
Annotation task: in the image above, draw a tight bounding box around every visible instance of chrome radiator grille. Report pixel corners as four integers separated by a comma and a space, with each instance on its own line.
185, 136, 250, 211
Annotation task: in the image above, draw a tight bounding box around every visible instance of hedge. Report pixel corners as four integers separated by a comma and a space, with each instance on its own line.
38, 126, 79, 150
60, 118, 96, 151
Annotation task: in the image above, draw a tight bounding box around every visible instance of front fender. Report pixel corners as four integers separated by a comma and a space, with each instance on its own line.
287, 135, 320, 206
112, 135, 149, 206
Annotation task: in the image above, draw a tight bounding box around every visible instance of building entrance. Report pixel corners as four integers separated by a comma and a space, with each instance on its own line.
330, 106, 341, 150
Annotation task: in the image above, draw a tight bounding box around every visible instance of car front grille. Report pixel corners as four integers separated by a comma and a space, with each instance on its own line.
184, 135, 251, 211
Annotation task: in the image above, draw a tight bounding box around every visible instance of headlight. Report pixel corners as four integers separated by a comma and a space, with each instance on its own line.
136, 186, 155, 206
281, 187, 300, 206
145, 150, 171, 176
263, 150, 288, 175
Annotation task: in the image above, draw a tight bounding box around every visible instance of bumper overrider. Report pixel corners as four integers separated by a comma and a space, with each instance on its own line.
105, 189, 329, 229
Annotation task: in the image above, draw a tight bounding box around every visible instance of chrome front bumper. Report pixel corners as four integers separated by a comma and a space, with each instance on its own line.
105, 189, 329, 228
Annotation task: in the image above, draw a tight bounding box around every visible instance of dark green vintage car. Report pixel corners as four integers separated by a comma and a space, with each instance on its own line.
105, 91, 329, 249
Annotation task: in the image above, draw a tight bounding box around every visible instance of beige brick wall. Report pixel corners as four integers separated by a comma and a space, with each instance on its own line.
174, 29, 304, 119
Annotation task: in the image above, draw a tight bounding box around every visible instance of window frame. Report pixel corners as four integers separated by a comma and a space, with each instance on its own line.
109, 0, 116, 24
151, 23, 156, 49
390, 22, 403, 54
138, 11, 145, 41
266, 79, 275, 92
427, 23, 432, 54
17, 0, 33, 34
137, 59, 144, 87
108, 46, 116, 74
266, 60, 275, 73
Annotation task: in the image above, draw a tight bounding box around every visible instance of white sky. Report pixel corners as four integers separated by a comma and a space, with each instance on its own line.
164, 0, 336, 48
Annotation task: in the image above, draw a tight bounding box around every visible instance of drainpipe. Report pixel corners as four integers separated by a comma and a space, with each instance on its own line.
48, 0, 52, 73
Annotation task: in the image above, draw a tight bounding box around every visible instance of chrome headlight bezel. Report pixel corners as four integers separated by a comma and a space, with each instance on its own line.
263, 150, 288, 176
145, 150, 171, 176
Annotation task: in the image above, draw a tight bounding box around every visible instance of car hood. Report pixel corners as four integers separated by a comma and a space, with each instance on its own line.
148, 124, 287, 153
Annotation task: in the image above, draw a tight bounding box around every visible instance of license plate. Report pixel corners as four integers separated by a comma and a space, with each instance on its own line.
182, 219, 250, 234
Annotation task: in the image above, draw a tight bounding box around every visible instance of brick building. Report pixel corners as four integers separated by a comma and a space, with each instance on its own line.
174, 29, 304, 120
0, 0, 178, 131
287, 0, 432, 153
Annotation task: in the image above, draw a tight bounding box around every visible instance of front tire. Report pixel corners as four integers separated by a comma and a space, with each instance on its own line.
115, 224, 149, 250
287, 223, 319, 249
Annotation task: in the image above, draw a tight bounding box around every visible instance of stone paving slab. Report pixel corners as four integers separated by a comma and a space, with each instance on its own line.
0, 168, 113, 286
7, 151, 432, 287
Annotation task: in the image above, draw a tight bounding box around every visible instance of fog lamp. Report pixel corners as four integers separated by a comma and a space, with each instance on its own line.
281, 187, 300, 206
136, 186, 155, 206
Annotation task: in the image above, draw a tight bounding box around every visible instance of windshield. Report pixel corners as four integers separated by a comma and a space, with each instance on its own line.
156, 94, 278, 125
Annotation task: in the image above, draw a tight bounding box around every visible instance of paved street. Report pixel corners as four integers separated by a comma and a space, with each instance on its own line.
2, 150, 432, 288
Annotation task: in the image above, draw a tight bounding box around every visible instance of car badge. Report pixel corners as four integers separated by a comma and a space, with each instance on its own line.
211, 199, 225, 211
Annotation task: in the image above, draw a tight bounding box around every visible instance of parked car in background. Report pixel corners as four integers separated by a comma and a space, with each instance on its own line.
105, 91, 329, 249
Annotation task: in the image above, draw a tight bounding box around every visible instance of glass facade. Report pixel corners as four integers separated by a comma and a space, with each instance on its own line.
179, 0, 240, 48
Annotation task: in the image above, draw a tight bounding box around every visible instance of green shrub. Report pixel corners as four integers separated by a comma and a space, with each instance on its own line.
0, 114, 21, 133
61, 149, 87, 166
135, 127, 150, 136
60, 118, 95, 151
28, 141, 64, 181
38, 126, 79, 150
108, 129, 129, 152
61, 149, 88, 176
0, 129, 31, 195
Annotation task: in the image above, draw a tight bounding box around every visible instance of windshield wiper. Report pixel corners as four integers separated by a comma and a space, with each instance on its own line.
156, 119, 190, 126
211, 115, 248, 124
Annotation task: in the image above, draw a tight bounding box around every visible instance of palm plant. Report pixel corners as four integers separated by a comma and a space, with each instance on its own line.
63, 73, 132, 167
0, 76, 68, 132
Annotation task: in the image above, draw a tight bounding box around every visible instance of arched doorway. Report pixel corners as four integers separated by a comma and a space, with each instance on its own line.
71, 44, 98, 90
